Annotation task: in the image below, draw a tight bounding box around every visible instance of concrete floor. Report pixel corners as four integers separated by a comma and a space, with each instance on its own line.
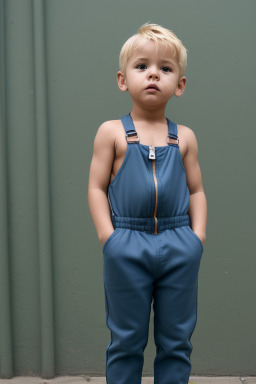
0, 377, 256, 384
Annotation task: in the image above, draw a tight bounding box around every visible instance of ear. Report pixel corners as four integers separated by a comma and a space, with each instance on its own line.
117, 71, 128, 92
174, 76, 187, 97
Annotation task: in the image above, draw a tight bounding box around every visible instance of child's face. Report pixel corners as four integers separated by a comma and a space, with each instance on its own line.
117, 39, 186, 106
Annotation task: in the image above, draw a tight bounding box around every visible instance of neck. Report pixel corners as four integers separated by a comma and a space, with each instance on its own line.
130, 105, 167, 123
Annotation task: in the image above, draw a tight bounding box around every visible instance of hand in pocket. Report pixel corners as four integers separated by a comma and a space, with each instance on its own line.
101, 230, 115, 247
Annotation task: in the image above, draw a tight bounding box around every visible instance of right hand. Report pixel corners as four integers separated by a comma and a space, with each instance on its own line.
100, 230, 115, 247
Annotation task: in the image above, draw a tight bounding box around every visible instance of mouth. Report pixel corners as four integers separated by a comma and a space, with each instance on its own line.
146, 84, 159, 91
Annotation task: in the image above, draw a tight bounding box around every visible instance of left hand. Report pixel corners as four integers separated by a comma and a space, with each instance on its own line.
195, 232, 206, 246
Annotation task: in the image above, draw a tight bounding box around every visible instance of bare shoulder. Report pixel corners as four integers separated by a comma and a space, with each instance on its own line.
97, 119, 122, 135
94, 120, 121, 146
97, 119, 120, 135
95, 119, 125, 150
177, 124, 199, 151
177, 123, 198, 139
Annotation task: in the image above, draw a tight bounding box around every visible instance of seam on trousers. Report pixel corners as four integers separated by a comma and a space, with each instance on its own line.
136, 364, 142, 384
104, 282, 112, 384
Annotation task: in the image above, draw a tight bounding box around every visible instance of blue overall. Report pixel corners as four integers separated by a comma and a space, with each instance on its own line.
102, 113, 203, 384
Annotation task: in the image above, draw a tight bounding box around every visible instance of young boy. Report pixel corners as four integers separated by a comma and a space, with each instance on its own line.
88, 22, 207, 384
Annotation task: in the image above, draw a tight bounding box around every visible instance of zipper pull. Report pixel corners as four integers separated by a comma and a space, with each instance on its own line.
149, 145, 156, 160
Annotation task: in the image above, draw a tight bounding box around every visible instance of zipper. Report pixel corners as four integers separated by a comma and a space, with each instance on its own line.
148, 146, 158, 234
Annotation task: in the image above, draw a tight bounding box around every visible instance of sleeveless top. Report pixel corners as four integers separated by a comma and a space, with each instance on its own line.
107, 113, 191, 233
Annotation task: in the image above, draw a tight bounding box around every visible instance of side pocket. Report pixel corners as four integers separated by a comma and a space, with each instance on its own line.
188, 226, 204, 252
102, 228, 121, 253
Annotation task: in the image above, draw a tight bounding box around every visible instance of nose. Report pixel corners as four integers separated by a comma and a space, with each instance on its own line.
148, 65, 159, 80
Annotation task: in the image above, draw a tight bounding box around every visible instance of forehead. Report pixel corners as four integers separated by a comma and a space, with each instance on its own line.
130, 39, 177, 64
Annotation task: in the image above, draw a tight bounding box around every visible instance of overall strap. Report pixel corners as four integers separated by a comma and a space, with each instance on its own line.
121, 113, 179, 145
167, 118, 179, 145
120, 113, 140, 144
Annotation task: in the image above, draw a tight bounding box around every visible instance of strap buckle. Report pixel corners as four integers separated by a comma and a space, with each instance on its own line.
167, 134, 179, 145
126, 131, 140, 143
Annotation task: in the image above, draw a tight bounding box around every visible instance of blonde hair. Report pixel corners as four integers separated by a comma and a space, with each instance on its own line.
119, 22, 188, 81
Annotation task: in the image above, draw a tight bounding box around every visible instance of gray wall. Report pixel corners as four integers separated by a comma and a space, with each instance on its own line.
0, 0, 255, 379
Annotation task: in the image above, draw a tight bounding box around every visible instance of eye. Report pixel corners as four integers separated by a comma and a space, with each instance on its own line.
162, 66, 172, 72
136, 64, 147, 70
135, 64, 172, 72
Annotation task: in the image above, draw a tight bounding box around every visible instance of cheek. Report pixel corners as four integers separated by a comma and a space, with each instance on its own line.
127, 78, 141, 91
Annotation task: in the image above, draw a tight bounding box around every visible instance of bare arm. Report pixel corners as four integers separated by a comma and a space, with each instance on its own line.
88, 121, 116, 246
182, 127, 207, 246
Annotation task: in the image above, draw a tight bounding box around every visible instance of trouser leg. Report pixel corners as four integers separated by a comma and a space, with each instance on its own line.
103, 230, 154, 384
153, 279, 199, 384
153, 227, 203, 384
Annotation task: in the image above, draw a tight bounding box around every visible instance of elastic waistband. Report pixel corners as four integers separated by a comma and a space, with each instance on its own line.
111, 214, 190, 233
